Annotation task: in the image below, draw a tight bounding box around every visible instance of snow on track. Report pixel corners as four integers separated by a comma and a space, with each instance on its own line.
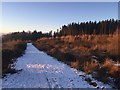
2, 43, 93, 88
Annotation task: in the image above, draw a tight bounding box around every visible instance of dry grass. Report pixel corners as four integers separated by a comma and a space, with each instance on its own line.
103, 58, 120, 78
83, 60, 99, 74
35, 31, 120, 64
61, 35, 75, 43
2, 40, 25, 50
71, 60, 80, 69
34, 30, 120, 88
2, 40, 27, 76
107, 32, 120, 56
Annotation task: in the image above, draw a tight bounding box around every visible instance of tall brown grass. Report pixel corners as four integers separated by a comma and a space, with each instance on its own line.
34, 30, 120, 88
107, 31, 119, 56
103, 58, 120, 78
2, 40, 27, 76
83, 60, 99, 74
71, 60, 80, 69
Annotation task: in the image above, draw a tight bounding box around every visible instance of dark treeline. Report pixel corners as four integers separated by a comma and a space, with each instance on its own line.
54, 19, 120, 36
2, 19, 120, 42
2, 30, 52, 42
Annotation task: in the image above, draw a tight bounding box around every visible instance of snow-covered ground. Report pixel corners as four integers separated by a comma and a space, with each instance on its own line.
2, 43, 112, 88
73, 69, 112, 89
2, 43, 92, 88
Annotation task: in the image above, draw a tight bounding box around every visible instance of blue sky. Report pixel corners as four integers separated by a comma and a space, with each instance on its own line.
2, 2, 118, 33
